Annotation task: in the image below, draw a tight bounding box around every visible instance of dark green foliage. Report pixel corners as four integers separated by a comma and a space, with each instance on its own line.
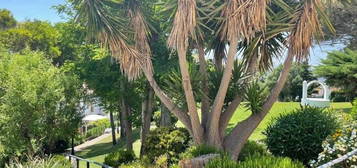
315, 49, 357, 101
104, 149, 136, 168
262, 62, 316, 102
141, 127, 191, 164
264, 106, 339, 165
238, 141, 269, 161
180, 144, 222, 159
237, 155, 305, 168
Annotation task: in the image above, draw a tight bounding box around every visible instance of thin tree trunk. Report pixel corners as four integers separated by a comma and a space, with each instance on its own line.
197, 44, 210, 131
223, 53, 294, 160
109, 110, 117, 145
208, 39, 238, 147
121, 98, 133, 150
177, 48, 204, 144
160, 103, 172, 127
119, 109, 125, 139
140, 85, 154, 157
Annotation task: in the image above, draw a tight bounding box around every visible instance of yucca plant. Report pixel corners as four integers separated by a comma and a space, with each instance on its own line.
72, 0, 335, 159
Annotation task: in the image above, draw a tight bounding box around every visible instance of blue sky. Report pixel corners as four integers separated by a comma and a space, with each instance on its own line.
0, 0, 66, 23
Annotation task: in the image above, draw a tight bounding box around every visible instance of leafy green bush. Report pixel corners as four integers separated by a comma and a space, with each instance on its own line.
352, 98, 357, 120
5, 155, 71, 168
104, 149, 136, 168
238, 141, 269, 161
310, 123, 357, 168
264, 106, 339, 165
237, 155, 305, 168
180, 144, 222, 159
141, 127, 191, 164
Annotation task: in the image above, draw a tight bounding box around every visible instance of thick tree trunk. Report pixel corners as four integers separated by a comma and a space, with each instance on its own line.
208, 39, 239, 147
177, 48, 204, 144
109, 110, 117, 145
223, 53, 294, 160
160, 103, 172, 127
218, 96, 243, 137
140, 85, 154, 157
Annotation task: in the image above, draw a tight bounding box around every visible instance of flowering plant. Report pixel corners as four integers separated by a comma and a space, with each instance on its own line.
310, 122, 357, 168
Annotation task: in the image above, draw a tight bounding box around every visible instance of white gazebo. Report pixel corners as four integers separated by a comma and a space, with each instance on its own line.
301, 80, 330, 108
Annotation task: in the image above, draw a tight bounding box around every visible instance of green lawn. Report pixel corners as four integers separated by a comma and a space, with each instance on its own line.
76, 102, 352, 167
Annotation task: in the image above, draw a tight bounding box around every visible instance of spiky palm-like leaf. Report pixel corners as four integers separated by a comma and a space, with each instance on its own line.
288, 0, 325, 62
74, 0, 147, 80
243, 80, 266, 114
167, 0, 197, 51
219, 0, 268, 42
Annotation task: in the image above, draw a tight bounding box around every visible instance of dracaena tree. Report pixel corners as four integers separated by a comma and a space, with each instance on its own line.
72, 0, 334, 159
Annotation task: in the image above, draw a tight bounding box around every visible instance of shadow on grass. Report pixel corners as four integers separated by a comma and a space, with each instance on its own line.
77, 129, 140, 159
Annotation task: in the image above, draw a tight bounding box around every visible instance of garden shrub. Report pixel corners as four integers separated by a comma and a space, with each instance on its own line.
180, 144, 222, 159
238, 140, 269, 161
141, 127, 191, 164
310, 122, 357, 168
237, 155, 305, 168
264, 106, 339, 165
104, 149, 136, 168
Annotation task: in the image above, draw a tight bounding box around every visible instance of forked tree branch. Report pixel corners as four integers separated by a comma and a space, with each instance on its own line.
207, 38, 239, 146
223, 52, 294, 160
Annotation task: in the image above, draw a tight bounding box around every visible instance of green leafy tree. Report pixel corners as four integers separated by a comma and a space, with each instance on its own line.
315, 49, 357, 101
262, 62, 316, 101
0, 21, 61, 60
0, 9, 16, 30
0, 48, 82, 159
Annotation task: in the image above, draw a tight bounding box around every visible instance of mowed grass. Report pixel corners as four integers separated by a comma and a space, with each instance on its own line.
76, 102, 352, 167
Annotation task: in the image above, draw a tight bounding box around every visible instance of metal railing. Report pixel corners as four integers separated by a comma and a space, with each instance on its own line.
67, 154, 112, 168
317, 148, 357, 168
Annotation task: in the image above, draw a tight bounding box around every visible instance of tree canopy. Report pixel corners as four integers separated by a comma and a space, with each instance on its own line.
315, 49, 357, 101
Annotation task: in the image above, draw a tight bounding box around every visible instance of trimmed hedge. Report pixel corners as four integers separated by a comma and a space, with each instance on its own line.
264, 106, 339, 165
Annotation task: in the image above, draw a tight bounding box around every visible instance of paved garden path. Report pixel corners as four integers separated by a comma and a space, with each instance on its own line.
74, 133, 111, 152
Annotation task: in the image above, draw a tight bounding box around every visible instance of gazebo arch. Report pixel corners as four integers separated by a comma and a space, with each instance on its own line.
301, 80, 330, 107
